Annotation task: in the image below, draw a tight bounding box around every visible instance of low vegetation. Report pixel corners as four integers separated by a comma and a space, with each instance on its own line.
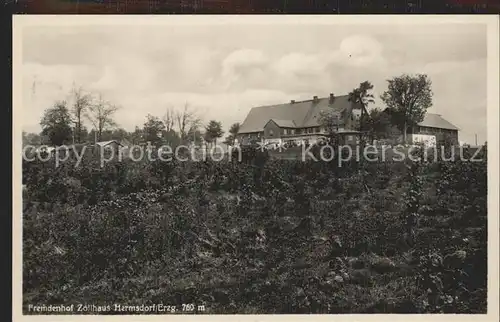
22, 146, 487, 314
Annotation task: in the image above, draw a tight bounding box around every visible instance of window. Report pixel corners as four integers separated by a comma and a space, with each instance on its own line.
283, 129, 288, 135
290, 129, 295, 135
269, 129, 274, 136
315, 127, 320, 133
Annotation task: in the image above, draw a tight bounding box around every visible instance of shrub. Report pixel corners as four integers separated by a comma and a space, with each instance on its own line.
22, 156, 487, 314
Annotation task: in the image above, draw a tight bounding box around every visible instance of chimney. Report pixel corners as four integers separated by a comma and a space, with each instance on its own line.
329, 93, 335, 104
291, 100, 295, 104
313, 95, 318, 102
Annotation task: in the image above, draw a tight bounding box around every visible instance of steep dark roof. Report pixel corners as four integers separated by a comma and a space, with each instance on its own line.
382, 108, 459, 131
418, 113, 459, 130
238, 95, 360, 134
268, 119, 297, 128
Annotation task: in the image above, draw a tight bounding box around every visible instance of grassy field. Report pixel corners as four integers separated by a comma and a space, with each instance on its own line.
22, 148, 487, 314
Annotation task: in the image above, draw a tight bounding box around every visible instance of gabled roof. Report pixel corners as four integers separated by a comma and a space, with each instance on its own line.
95, 140, 123, 147
418, 113, 459, 130
120, 138, 132, 146
238, 95, 360, 134
267, 119, 297, 128
383, 108, 459, 131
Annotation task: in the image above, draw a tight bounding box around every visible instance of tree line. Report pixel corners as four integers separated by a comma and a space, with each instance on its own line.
22, 85, 242, 149
24, 73, 455, 149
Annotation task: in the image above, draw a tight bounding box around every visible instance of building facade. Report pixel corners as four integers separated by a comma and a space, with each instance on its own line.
239, 97, 460, 148
237, 93, 364, 146
403, 113, 460, 147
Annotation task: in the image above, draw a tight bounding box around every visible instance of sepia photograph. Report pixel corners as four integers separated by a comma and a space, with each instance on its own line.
13, 15, 499, 318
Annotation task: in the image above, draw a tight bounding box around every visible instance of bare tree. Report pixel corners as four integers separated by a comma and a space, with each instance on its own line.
163, 106, 176, 133
69, 86, 92, 143
85, 94, 120, 142
175, 103, 201, 143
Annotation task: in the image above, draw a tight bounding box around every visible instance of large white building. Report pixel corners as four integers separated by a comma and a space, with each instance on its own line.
237, 93, 364, 146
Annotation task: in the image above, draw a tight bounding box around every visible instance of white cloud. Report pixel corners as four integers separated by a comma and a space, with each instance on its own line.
339, 35, 382, 56
337, 35, 387, 68
222, 49, 268, 75
273, 52, 331, 76
20, 24, 487, 144
272, 35, 386, 77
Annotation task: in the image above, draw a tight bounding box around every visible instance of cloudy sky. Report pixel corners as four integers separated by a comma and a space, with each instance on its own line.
21, 20, 487, 144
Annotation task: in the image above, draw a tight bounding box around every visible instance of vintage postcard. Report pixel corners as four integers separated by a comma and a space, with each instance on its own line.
12, 14, 500, 321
